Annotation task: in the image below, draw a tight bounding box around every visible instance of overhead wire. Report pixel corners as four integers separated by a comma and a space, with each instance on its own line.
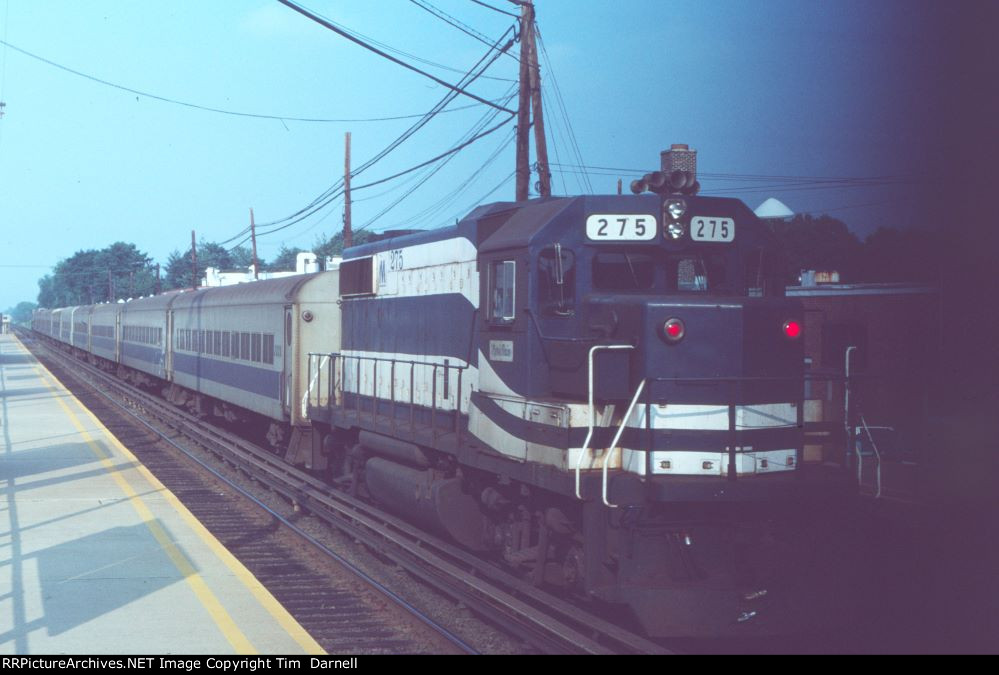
285, 0, 516, 83
401, 127, 516, 229
276, 0, 515, 114
409, 0, 518, 61
535, 27, 592, 193
240, 24, 516, 243
468, 0, 519, 19
355, 91, 517, 231
0, 38, 513, 124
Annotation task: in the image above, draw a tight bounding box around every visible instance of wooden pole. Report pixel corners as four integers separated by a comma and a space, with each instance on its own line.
525, 2, 550, 199
190, 230, 198, 290
344, 132, 353, 249
515, 1, 532, 201
250, 208, 259, 280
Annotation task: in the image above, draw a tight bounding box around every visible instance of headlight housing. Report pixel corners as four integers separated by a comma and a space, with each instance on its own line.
661, 317, 685, 343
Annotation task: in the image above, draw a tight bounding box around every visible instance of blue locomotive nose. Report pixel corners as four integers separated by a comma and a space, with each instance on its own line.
637, 297, 804, 406
583, 294, 803, 405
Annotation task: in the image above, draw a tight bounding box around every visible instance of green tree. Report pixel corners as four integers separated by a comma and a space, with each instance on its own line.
859, 227, 942, 283
312, 230, 374, 262
36, 242, 156, 307
767, 214, 863, 283
4, 301, 38, 325
267, 245, 307, 271
162, 241, 261, 290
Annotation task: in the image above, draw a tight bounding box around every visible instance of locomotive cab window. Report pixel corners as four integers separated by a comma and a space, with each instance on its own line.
592, 252, 655, 291
489, 260, 516, 324
538, 246, 575, 317
745, 247, 785, 297
670, 253, 730, 293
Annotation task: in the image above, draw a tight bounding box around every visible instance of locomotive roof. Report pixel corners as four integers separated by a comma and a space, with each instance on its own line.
343, 197, 576, 258
344, 193, 769, 259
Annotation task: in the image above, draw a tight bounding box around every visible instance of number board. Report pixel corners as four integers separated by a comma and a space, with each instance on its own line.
586, 214, 657, 241
691, 217, 735, 242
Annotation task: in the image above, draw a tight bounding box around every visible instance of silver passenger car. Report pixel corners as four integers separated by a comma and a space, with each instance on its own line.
169, 272, 340, 424
119, 294, 171, 379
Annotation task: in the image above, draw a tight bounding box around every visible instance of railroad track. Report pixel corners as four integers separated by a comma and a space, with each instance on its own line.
23, 332, 669, 655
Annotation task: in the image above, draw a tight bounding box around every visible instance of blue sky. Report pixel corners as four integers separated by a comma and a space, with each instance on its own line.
0, 0, 955, 308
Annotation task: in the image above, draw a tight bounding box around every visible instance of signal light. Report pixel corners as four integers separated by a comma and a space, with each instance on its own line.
662, 317, 685, 343
782, 319, 801, 339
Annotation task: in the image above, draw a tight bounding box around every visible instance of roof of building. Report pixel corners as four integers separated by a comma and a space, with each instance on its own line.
786, 282, 938, 297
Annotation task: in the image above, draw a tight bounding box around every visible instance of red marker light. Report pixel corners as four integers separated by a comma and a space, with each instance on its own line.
662, 317, 685, 343
783, 319, 801, 339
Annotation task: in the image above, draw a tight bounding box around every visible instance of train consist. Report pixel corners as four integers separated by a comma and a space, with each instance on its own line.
33, 157, 854, 637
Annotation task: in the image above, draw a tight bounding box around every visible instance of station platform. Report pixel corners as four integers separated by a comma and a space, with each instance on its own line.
0, 334, 324, 654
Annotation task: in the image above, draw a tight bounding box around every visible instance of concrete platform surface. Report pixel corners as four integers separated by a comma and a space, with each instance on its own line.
0, 334, 324, 654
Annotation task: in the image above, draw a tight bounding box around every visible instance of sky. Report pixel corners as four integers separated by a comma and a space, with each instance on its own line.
0, 0, 977, 309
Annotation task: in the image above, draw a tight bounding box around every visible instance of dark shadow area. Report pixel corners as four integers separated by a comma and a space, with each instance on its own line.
0, 353, 40, 366
0, 521, 191, 641
0, 387, 70, 400
2, 374, 42, 382
0, 442, 130, 484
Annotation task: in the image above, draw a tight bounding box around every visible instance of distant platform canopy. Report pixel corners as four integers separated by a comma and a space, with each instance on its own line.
754, 197, 794, 220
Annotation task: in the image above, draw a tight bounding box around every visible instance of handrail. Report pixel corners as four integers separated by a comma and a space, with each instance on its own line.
859, 416, 892, 499
575, 344, 635, 500
303, 353, 330, 419
602, 379, 646, 508
845, 345, 857, 477
306, 352, 470, 433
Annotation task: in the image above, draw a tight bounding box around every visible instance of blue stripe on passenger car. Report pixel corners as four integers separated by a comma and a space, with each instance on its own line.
122, 342, 163, 364
92, 335, 116, 352
173, 352, 280, 400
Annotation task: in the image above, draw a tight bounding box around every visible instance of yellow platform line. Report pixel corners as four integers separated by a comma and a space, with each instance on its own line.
18, 338, 323, 654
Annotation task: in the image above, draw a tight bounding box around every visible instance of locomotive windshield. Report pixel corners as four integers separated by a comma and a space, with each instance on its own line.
587, 249, 735, 294
592, 252, 655, 291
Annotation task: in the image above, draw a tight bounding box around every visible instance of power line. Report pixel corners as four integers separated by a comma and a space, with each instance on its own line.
243, 30, 515, 240
548, 161, 916, 184
409, 0, 518, 60
286, 1, 516, 83
355, 103, 515, 230
535, 28, 591, 193
276, 0, 515, 114
468, 0, 519, 19
0, 37, 508, 123
353, 115, 514, 192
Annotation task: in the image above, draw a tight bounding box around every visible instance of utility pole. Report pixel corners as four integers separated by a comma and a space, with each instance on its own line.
525, 5, 550, 199
515, 0, 550, 201
515, 1, 532, 201
344, 131, 353, 249
190, 230, 198, 290
155, 264, 161, 295
107, 268, 114, 302
250, 208, 260, 280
